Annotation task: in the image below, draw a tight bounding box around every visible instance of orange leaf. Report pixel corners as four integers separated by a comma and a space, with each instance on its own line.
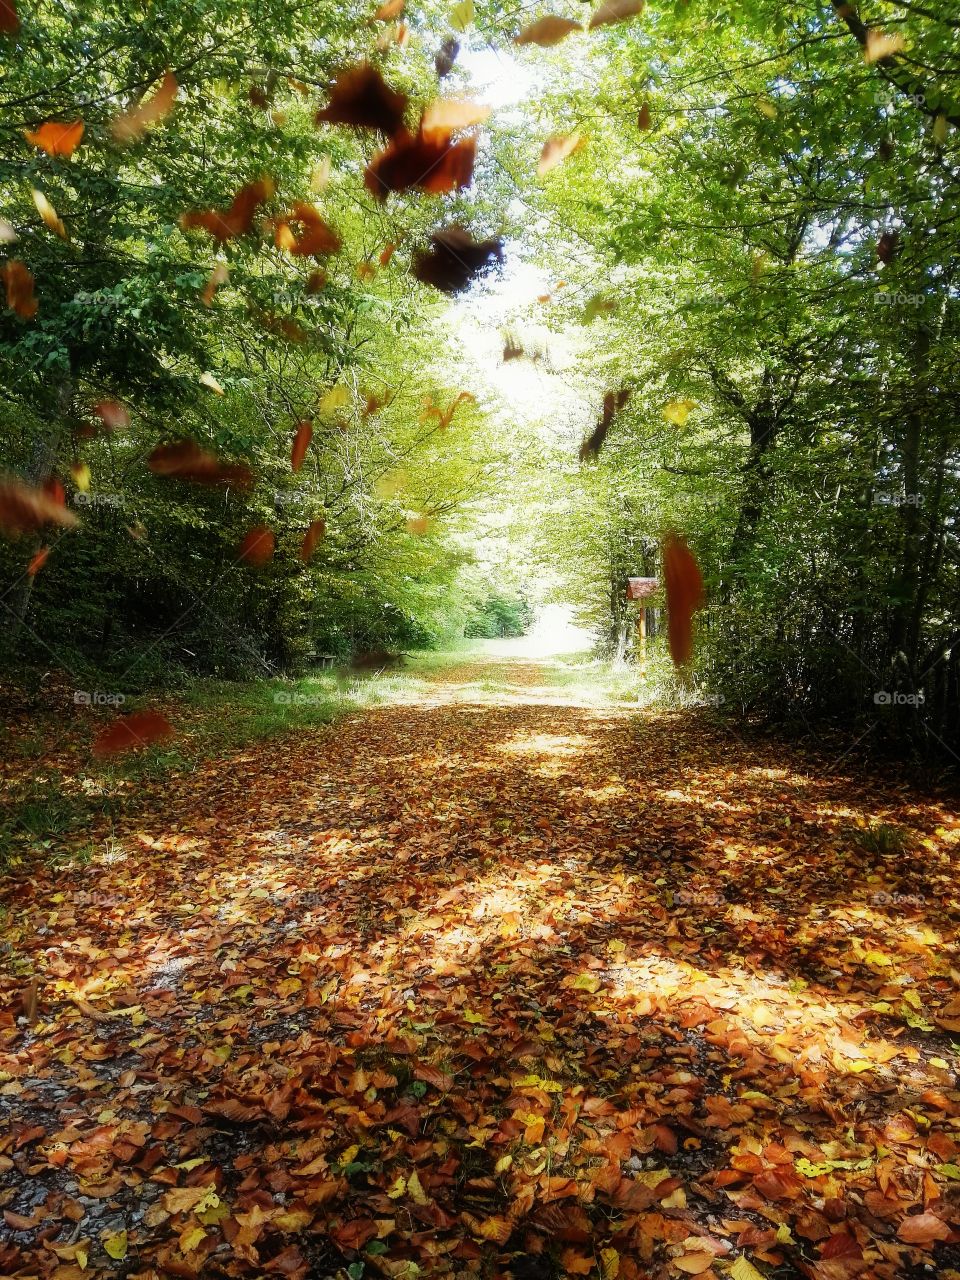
374, 0, 404, 17
674, 1253, 715, 1275
180, 177, 275, 242
201, 263, 229, 306
898, 1213, 951, 1245
662, 531, 704, 667
149, 440, 252, 487
589, 0, 645, 29
0, 479, 79, 536
538, 132, 585, 177
291, 420, 313, 472
24, 120, 84, 157
27, 546, 49, 575
92, 711, 174, 758
239, 525, 275, 567
421, 98, 491, 141
2, 259, 37, 318
111, 71, 178, 142
515, 15, 582, 45
274, 203, 341, 257
93, 400, 130, 431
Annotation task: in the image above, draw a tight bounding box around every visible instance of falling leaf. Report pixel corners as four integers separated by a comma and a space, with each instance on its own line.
538, 132, 585, 176
316, 63, 408, 136
366, 128, 477, 200
24, 120, 84, 157
877, 230, 899, 265
663, 399, 696, 426
201, 263, 229, 306
274, 203, 341, 256
515, 15, 582, 46
27, 546, 49, 575
375, 0, 404, 17
93, 400, 130, 431
638, 101, 652, 130
421, 390, 475, 429
238, 525, 275, 567
932, 114, 949, 145
756, 96, 778, 119
436, 37, 460, 77
92, 711, 175, 757
662, 531, 705, 667
111, 71, 178, 142
412, 226, 503, 294
2, 259, 37, 317
406, 514, 432, 536
180, 177, 275, 242
0, 220, 16, 243
450, 0, 474, 32
321, 385, 351, 415
0, 0, 18, 33
70, 462, 91, 492
579, 388, 630, 461
581, 293, 617, 323
0, 479, 79, 536
291, 420, 313, 472
103, 1231, 128, 1261
199, 371, 225, 394
148, 440, 252, 487
589, 0, 644, 30
32, 188, 67, 238
421, 99, 491, 140
864, 29, 905, 63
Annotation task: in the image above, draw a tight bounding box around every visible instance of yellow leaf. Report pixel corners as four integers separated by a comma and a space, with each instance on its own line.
600, 1246, 620, 1279
339, 1144, 360, 1166
179, 1226, 206, 1254
277, 976, 302, 997
76, 1245, 88, 1270
663, 399, 696, 426
572, 973, 601, 993
407, 1169, 430, 1205
71, 463, 91, 492
103, 1231, 127, 1261
32, 188, 67, 238
387, 1175, 407, 1199
776, 1223, 794, 1244
463, 1009, 487, 1024
864, 29, 905, 63
320, 384, 350, 414
756, 97, 778, 119
728, 1258, 765, 1280
494, 1154, 513, 1174
199, 371, 224, 394
450, 0, 474, 31
175, 1158, 208, 1171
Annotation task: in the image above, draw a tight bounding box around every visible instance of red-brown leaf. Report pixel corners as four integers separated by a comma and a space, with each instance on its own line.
301, 519, 326, 563
366, 129, 476, 200
0, 479, 79, 536
148, 440, 253, 487
291, 421, 313, 473
3, 259, 38, 318
239, 525, 275, 567
180, 177, 275, 242
662, 531, 705, 666
92, 711, 174, 758
316, 63, 408, 136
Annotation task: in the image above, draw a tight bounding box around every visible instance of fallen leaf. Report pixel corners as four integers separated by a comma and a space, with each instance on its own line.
92, 711, 175, 757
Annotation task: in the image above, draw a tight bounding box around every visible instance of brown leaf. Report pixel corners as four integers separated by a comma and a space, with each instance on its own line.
300, 518, 326, 563
0, 0, 18, 33
538, 132, 585, 176
93, 400, 130, 431
366, 129, 476, 200
589, 0, 645, 29
92, 711, 175, 758
291, 421, 313, 473
638, 101, 652, 130
662, 531, 704, 666
24, 120, 84, 157
316, 63, 408, 136
898, 1212, 951, 1245
579, 387, 630, 461
0, 479, 79, 536
238, 525, 275, 567
436, 36, 460, 77
148, 440, 253, 487
515, 15, 582, 45
274, 203, 341, 257
421, 98, 491, 140
111, 71, 178, 142
180, 177, 275, 242
412, 226, 503, 294
2, 259, 37, 318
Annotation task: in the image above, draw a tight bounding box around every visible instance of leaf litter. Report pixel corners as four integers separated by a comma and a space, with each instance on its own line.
1, 658, 959, 1280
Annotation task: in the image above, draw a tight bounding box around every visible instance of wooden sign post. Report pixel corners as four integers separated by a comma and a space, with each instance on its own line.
626, 577, 659, 677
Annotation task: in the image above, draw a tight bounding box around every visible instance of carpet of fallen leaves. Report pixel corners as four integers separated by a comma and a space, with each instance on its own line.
2, 657, 960, 1280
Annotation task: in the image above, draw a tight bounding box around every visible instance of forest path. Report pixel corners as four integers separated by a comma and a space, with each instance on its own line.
2, 657, 959, 1279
